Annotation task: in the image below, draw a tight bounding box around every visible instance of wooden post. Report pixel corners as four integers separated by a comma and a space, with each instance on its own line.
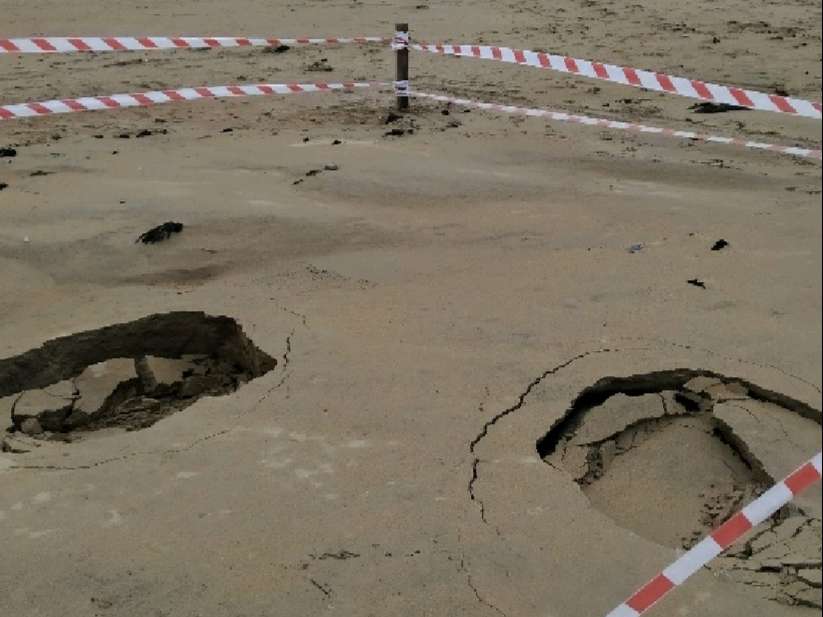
395, 22, 409, 110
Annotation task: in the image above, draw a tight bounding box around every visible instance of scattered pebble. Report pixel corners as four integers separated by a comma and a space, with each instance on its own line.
687, 278, 707, 289
307, 59, 333, 72
323, 163, 339, 171
0, 147, 17, 158
136, 222, 184, 244
711, 239, 729, 251
689, 102, 748, 114
135, 128, 168, 138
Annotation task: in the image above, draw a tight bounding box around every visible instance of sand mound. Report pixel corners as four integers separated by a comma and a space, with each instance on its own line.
1, 312, 276, 447
539, 371, 822, 609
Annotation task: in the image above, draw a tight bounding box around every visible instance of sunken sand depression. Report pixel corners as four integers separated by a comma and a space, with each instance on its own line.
1, 0, 822, 615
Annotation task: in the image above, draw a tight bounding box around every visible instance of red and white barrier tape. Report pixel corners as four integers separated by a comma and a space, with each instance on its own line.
412, 43, 822, 120
0, 81, 374, 121
411, 90, 822, 160
605, 451, 822, 617
0, 35, 388, 54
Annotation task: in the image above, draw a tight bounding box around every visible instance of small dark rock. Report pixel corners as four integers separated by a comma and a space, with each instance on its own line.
135, 129, 167, 138
711, 239, 729, 251
316, 550, 360, 560
307, 59, 333, 72
136, 221, 184, 244
0, 182, 8, 191
384, 128, 406, 137
0, 147, 17, 158
332, 139, 342, 145
306, 169, 322, 177
323, 164, 339, 171
774, 88, 789, 97
29, 170, 52, 177
222, 128, 234, 133
384, 112, 402, 124
687, 278, 707, 289
293, 179, 304, 185
117, 133, 131, 139
268, 44, 291, 53
689, 102, 748, 114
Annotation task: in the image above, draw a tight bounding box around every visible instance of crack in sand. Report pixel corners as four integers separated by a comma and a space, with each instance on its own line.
6, 429, 233, 472
455, 552, 508, 617
612, 335, 822, 395
467, 573, 508, 617
254, 330, 295, 408
309, 578, 332, 598
467, 348, 615, 522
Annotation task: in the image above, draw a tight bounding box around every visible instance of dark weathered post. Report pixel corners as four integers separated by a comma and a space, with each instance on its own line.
395, 22, 409, 110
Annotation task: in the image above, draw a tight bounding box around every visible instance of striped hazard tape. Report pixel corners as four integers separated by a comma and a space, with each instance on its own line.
0, 81, 374, 120
606, 451, 823, 617
412, 43, 823, 120
411, 90, 822, 161
0, 35, 388, 54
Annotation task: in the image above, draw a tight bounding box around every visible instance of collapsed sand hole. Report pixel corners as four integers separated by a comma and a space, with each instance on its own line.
538, 370, 822, 608
1, 312, 276, 448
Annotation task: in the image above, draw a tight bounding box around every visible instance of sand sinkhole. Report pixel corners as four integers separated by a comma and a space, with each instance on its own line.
538, 370, 822, 608
1, 312, 276, 447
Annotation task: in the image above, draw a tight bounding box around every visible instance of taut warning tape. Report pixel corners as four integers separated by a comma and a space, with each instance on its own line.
0, 36, 388, 54
412, 43, 823, 120
605, 451, 822, 616
0, 81, 374, 120
411, 90, 822, 160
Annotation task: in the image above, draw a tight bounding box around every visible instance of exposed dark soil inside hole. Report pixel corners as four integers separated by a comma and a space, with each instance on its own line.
538, 370, 822, 609
1, 312, 276, 446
